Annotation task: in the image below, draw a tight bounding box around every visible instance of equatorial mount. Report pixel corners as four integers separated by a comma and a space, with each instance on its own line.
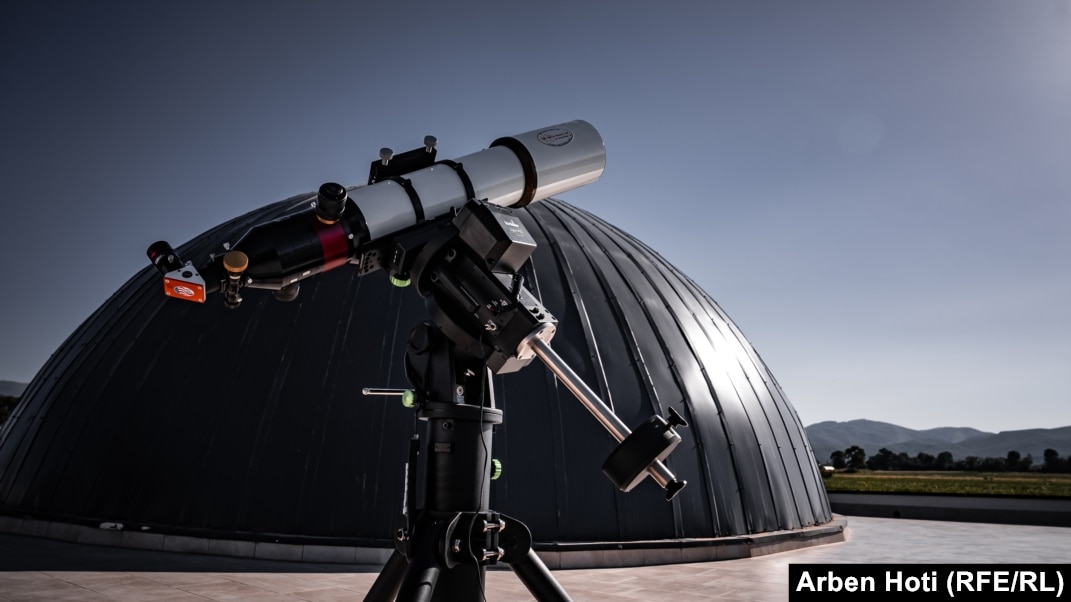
360, 199, 686, 600
392, 199, 689, 498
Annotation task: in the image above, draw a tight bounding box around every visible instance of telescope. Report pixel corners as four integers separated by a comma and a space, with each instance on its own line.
147, 120, 686, 601
147, 120, 606, 307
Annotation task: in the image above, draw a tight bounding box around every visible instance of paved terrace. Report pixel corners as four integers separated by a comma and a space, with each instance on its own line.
1, 515, 1068, 601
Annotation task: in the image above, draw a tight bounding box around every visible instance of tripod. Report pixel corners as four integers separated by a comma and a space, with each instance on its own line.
364, 323, 570, 601
362, 201, 688, 601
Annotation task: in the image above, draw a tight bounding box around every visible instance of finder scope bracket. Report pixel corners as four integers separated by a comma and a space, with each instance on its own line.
368, 136, 438, 185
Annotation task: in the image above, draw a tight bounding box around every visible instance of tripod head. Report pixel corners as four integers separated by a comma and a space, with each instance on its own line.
146, 120, 687, 499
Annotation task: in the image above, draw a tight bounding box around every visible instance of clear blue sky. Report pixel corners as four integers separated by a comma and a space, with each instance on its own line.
2, 1, 1068, 433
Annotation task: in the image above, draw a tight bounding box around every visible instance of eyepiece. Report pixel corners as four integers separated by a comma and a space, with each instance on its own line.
316, 182, 348, 223
147, 241, 183, 275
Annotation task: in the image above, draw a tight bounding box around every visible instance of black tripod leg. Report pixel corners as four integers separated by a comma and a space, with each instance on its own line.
396, 536, 445, 602
509, 549, 572, 602
365, 549, 409, 601
499, 514, 572, 602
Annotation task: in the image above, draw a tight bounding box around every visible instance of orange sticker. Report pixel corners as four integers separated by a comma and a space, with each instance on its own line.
163, 277, 206, 303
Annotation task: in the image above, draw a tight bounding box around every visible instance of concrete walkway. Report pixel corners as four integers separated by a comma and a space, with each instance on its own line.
1, 516, 1068, 601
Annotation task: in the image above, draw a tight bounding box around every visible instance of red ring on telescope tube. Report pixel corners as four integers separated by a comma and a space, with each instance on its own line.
314, 220, 349, 271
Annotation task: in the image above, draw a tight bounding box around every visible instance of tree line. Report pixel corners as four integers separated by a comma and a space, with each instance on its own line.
828, 445, 1070, 473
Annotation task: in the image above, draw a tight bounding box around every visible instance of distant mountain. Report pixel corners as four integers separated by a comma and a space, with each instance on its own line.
0, 381, 27, 397
806, 419, 989, 458
806, 419, 1071, 464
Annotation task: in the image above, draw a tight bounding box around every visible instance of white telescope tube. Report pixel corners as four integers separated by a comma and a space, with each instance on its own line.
351, 120, 605, 241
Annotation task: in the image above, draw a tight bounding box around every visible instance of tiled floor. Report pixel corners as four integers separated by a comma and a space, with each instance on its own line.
1, 517, 1068, 601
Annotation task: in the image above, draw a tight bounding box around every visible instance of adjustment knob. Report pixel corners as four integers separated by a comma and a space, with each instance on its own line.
222, 250, 249, 274
667, 406, 689, 428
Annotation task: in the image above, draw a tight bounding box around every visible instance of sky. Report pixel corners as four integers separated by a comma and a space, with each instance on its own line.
1, 1, 1068, 433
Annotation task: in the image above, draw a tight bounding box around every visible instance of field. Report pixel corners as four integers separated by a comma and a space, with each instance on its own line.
822, 470, 1071, 497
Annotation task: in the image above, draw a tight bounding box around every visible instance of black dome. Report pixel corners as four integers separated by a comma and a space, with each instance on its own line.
0, 195, 830, 547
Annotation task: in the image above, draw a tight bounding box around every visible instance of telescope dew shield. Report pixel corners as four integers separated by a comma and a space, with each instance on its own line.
489, 121, 607, 207
350, 120, 605, 244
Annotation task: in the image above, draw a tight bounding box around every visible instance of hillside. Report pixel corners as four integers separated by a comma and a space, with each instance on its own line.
807, 419, 1071, 464
0, 381, 26, 397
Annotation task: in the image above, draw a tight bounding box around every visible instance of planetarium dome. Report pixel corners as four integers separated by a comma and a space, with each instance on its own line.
0, 194, 834, 564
